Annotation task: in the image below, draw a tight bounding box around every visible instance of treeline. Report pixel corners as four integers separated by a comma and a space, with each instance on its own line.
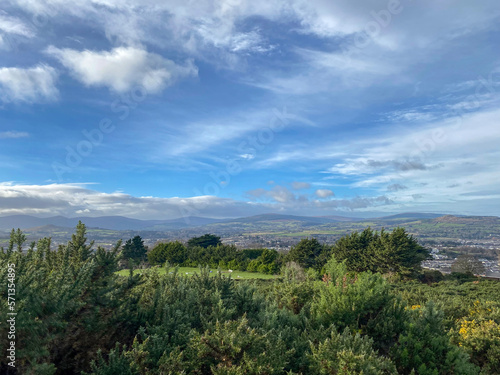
140, 227, 431, 277
148, 236, 281, 275
1, 223, 499, 374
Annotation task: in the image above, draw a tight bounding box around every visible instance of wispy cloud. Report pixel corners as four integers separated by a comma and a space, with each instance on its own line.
0, 12, 35, 49
0, 131, 29, 139
0, 64, 58, 103
291, 181, 310, 190
323, 108, 500, 212
387, 184, 407, 192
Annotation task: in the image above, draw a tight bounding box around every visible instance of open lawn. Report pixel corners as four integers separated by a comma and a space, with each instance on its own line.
116, 266, 278, 280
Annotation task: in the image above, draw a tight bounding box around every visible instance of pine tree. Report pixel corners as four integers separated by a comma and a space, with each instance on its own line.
331, 227, 431, 276
67, 221, 94, 261
187, 234, 221, 249
122, 235, 147, 262
287, 238, 326, 269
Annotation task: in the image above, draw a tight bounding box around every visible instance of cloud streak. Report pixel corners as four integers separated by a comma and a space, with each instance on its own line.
0, 131, 29, 139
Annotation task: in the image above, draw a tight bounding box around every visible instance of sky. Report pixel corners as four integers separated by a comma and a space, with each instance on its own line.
0, 0, 499, 220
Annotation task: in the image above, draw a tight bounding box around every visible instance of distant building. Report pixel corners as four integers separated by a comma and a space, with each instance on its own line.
483, 272, 500, 280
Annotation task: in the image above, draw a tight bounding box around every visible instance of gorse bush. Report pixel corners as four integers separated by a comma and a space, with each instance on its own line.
452, 300, 500, 374
391, 302, 479, 375
310, 326, 397, 375
0, 224, 494, 374
311, 257, 393, 331
0, 222, 131, 374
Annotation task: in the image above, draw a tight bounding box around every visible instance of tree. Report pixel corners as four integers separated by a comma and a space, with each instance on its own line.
331, 227, 431, 276
67, 221, 94, 261
376, 227, 431, 276
122, 235, 147, 262
330, 228, 376, 272
8, 228, 27, 253
246, 249, 280, 274
287, 238, 327, 269
187, 234, 221, 249
163, 241, 187, 264
148, 241, 187, 265
259, 248, 278, 264
451, 254, 486, 275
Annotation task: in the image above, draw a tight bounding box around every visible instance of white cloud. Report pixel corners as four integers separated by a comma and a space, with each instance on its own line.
46, 46, 197, 93
315, 189, 334, 198
239, 154, 255, 160
0, 182, 385, 219
0, 183, 261, 219
0, 131, 29, 139
229, 30, 274, 53
243, 0, 500, 95
9, 0, 500, 55
150, 105, 305, 157
291, 181, 310, 190
0, 13, 34, 37
12, 0, 280, 61
0, 12, 35, 49
0, 64, 58, 103
252, 144, 349, 168
246, 184, 387, 211
7, 0, 500, 86
5, 181, 496, 218
247, 185, 298, 203
387, 183, 407, 192
292, 0, 500, 48
323, 107, 500, 213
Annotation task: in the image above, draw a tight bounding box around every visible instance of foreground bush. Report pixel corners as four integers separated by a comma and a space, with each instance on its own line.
0, 224, 489, 375
391, 302, 479, 375
310, 327, 396, 374
452, 300, 500, 374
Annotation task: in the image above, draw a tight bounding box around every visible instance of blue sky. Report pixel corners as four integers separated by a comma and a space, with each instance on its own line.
0, 0, 499, 219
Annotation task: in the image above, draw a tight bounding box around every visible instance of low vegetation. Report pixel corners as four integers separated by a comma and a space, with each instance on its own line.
116, 266, 278, 280
0, 222, 498, 374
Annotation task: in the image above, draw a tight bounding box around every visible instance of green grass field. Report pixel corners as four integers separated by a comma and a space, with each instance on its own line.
116, 266, 278, 280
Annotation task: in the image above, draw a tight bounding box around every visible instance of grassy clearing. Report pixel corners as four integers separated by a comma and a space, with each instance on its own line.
116, 266, 278, 280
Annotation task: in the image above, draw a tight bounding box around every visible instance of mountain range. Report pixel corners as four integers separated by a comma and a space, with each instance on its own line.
0, 212, 453, 231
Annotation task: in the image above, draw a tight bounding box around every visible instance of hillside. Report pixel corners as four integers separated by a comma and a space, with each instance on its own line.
1, 213, 499, 250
